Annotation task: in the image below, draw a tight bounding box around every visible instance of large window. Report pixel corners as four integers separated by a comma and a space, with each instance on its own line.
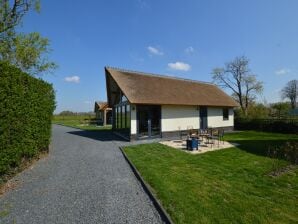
126, 105, 130, 128
122, 105, 126, 128
223, 108, 229, 120
113, 91, 130, 137
114, 107, 118, 129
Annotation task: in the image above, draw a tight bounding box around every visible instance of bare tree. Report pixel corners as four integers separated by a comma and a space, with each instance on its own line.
282, 80, 297, 109
212, 56, 263, 116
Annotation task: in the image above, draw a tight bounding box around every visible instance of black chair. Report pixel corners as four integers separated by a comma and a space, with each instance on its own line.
218, 129, 225, 144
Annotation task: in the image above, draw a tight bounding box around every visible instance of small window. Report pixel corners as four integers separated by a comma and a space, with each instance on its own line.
121, 94, 128, 102
223, 108, 229, 120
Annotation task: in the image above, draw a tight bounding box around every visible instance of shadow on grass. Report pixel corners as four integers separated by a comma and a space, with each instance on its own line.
230, 138, 298, 159
67, 129, 128, 142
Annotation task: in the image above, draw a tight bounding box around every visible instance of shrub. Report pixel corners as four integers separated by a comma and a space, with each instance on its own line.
267, 141, 298, 176
235, 118, 298, 134
0, 61, 55, 175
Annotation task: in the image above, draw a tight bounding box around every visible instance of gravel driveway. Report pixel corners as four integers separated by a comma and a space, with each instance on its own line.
0, 125, 163, 224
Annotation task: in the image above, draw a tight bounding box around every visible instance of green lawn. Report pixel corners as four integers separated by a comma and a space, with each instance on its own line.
123, 131, 298, 224
52, 115, 112, 131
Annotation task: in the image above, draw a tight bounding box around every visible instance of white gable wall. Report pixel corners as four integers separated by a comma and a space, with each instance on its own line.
207, 107, 234, 128
161, 105, 199, 132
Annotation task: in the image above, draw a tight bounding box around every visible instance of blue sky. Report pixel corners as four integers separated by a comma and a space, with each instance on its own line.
19, 0, 298, 113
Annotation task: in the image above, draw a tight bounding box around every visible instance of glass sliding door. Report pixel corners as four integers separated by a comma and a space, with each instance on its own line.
137, 105, 161, 139
150, 106, 161, 137
138, 109, 149, 137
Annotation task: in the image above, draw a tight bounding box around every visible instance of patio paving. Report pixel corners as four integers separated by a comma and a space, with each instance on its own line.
160, 138, 239, 154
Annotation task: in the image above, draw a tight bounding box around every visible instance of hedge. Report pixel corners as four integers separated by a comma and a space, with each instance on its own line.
0, 61, 55, 175
235, 118, 298, 134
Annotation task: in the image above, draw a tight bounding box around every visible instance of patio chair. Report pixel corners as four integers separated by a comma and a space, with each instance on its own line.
212, 129, 221, 147
218, 128, 225, 144
198, 129, 208, 142
206, 128, 215, 147
179, 130, 189, 140
189, 129, 199, 139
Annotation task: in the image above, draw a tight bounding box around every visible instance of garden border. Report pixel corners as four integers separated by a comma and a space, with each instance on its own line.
119, 146, 173, 224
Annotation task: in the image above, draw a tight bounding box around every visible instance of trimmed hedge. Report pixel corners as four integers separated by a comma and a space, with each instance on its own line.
0, 62, 55, 175
235, 118, 298, 134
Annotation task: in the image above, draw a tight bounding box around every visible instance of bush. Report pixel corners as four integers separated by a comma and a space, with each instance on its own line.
0, 61, 55, 175
235, 118, 298, 134
267, 142, 298, 176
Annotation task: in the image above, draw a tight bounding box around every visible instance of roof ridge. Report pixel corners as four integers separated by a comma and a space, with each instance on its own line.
105, 66, 215, 86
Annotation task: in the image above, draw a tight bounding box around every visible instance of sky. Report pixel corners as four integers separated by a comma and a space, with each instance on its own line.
18, 0, 298, 113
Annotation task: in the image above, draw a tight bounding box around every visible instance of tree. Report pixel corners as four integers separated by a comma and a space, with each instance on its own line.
0, 32, 57, 75
0, 0, 40, 35
212, 56, 263, 116
59, 111, 77, 116
247, 103, 270, 119
281, 80, 298, 109
270, 102, 290, 118
0, 0, 57, 75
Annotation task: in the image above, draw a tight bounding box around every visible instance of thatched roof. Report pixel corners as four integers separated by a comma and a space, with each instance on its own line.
94, 101, 109, 112
105, 67, 238, 107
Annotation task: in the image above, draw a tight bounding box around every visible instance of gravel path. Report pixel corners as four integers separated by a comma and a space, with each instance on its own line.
0, 125, 163, 224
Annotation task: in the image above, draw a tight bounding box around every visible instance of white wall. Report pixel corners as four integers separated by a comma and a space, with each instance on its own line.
207, 107, 234, 128
130, 104, 137, 134
161, 105, 199, 132
130, 105, 234, 135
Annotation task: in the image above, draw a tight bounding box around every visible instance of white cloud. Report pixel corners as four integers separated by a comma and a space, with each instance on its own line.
168, 62, 191, 71
64, 76, 80, 83
147, 46, 163, 55
275, 68, 290, 75
185, 46, 195, 54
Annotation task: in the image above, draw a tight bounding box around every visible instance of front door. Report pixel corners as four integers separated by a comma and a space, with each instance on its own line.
200, 106, 208, 129
137, 105, 161, 138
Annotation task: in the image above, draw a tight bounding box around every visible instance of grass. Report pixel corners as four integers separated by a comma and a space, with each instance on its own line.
123, 131, 298, 224
52, 115, 112, 131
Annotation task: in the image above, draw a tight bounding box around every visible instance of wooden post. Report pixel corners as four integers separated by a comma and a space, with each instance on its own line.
104, 110, 107, 126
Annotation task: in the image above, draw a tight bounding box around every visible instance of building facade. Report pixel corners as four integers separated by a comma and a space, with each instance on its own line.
94, 102, 112, 126
105, 67, 238, 140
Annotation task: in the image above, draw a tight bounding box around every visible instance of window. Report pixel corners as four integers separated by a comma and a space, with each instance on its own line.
223, 108, 229, 120
117, 106, 121, 128
121, 94, 128, 103
126, 105, 130, 128
113, 90, 130, 137
122, 105, 126, 128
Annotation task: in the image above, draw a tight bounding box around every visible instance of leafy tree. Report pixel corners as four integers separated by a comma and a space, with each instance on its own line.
0, 32, 57, 75
212, 56, 263, 116
0, 0, 56, 75
59, 111, 77, 116
0, 0, 40, 35
281, 80, 298, 109
270, 102, 291, 118
247, 103, 270, 119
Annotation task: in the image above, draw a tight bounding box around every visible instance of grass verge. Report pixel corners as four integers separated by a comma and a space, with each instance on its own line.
52, 116, 112, 131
